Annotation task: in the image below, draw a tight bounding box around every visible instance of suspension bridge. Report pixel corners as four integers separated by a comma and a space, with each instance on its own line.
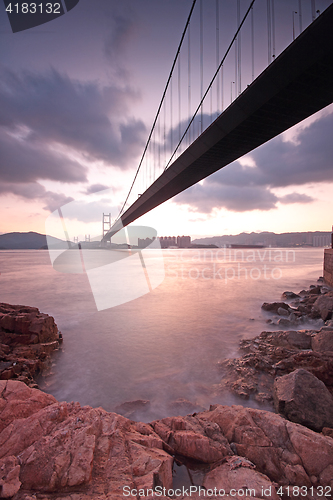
103, 0, 333, 242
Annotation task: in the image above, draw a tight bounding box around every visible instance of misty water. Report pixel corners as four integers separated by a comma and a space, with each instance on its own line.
0, 247, 326, 421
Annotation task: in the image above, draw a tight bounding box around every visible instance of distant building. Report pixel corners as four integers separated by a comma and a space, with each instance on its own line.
312, 234, 331, 247
138, 237, 155, 248
158, 235, 191, 248
177, 235, 191, 248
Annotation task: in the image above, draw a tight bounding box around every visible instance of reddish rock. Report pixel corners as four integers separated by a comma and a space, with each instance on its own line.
273, 369, 333, 431
312, 328, 333, 353
114, 399, 151, 419
0, 303, 62, 387
0, 379, 56, 433
218, 329, 333, 403
204, 457, 279, 499
152, 415, 232, 463
167, 398, 206, 415
199, 404, 333, 487
312, 293, 333, 321
0, 456, 21, 498
1, 383, 333, 498
261, 302, 290, 314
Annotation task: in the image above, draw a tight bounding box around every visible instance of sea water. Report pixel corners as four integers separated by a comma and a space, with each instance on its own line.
0, 247, 325, 420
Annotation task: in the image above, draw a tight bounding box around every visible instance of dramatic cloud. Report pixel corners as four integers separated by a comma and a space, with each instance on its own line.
0, 182, 73, 212
177, 184, 279, 213
0, 68, 147, 211
0, 68, 146, 170
174, 110, 333, 213
0, 129, 87, 184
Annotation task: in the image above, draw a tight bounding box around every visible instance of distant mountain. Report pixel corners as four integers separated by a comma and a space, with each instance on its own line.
192, 231, 332, 248
0, 232, 68, 249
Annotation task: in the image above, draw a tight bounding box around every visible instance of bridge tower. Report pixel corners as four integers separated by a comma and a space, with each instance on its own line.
103, 213, 111, 246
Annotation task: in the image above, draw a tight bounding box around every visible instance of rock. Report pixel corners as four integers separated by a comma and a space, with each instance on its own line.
277, 318, 291, 327
203, 457, 279, 499
261, 302, 289, 314
218, 329, 324, 402
322, 427, 333, 438
1, 383, 333, 498
273, 368, 333, 431
312, 328, 333, 353
167, 398, 206, 415
282, 291, 300, 300
0, 381, 173, 498
0, 379, 57, 433
0, 303, 62, 387
152, 415, 232, 463
0, 303, 59, 344
200, 404, 333, 487
312, 293, 333, 321
277, 307, 289, 317
0, 456, 21, 498
114, 399, 151, 419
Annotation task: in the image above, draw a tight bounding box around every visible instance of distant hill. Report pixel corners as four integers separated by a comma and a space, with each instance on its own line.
192, 231, 332, 248
0, 232, 68, 249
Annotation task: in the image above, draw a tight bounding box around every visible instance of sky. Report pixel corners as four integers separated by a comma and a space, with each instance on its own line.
0, 0, 332, 240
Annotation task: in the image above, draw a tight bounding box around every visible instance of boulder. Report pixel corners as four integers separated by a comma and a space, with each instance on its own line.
273, 368, 333, 431
281, 291, 300, 300
311, 293, 333, 321
0, 303, 59, 344
203, 456, 279, 499
200, 404, 333, 487
261, 302, 289, 314
152, 415, 232, 463
0, 303, 62, 387
0, 456, 21, 498
312, 328, 333, 353
1, 383, 333, 498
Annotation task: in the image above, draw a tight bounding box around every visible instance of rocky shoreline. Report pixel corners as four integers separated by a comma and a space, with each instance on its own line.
0, 303, 62, 388
0, 282, 333, 499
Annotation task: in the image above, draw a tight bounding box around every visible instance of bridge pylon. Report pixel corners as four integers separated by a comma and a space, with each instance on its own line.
102, 213, 112, 246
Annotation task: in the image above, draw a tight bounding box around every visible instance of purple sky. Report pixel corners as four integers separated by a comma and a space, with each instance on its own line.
0, 0, 332, 238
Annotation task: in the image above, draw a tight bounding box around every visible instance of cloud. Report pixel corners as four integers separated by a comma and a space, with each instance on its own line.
279, 192, 314, 204
177, 184, 279, 213
174, 110, 333, 213
0, 68, 147, 211
60, 198, 118, 224
104, 12, 138, 74
0, 129, 87, 184
0, 68, 146, 170
0, 182, 73, 212
84, 184, 110, 195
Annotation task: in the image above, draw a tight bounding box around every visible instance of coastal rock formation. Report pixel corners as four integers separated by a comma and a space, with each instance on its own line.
0, 303, 62, 387
273, 368, 333, 431
218, 283, 333, 408
1, 380, 333, 499
218, 327, 333, 404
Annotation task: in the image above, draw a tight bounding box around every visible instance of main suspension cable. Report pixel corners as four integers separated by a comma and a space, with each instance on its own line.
116, 0, 197, 220
164, 0, 256, 172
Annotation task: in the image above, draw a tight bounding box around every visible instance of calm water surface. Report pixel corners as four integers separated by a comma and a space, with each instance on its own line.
0, 247, 325, 420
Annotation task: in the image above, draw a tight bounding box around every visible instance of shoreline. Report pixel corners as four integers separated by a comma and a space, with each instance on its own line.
0, 280, 333, 498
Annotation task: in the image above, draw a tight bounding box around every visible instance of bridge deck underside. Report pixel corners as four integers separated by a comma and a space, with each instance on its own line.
105, 4, 333, 239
